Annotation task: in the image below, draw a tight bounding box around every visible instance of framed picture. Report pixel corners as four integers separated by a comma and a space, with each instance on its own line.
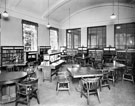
22, 20, 38, 51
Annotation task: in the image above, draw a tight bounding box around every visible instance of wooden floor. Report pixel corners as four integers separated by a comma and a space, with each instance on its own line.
2, 64, 135, 106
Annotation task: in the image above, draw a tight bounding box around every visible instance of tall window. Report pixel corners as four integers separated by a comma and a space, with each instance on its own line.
22, 20, 38, 51
115, 23, 135, 49
87, 26, 106, 49
49, 27, 59, 50
66, 28, 81, 49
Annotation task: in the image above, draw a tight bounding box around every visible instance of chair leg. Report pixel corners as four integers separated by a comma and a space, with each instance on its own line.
27, 95, 30, 106
97, 89, 101, 103
15, 102, 18, 106
87, 94, 90, 105
35, 91, 40, 104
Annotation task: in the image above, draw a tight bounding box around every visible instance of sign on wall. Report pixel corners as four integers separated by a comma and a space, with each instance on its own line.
22, 20, 38, 51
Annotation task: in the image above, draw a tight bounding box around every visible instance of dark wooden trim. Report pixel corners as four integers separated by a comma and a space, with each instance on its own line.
22, 19, 38, 27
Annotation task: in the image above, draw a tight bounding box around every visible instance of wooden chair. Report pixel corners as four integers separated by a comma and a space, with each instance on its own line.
123, 65, 134, 84
15, 78, 40, 106
80, 77, 100, 105
108, 69, 116, 86
6, 65, 14, 72
100, 68, 110, 91
56, 71, 70, 95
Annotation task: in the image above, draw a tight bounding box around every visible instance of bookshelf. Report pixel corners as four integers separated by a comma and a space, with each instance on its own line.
78, 46, 88, 54
88, 49, 103, 61
117, 49, 135, 66
1, 46, 24, 67
103, 47, 116, 63
26, 51, 38, 62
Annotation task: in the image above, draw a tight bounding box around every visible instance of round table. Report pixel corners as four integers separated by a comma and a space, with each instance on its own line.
104, 62, 126, 85
0, 72, 27, 104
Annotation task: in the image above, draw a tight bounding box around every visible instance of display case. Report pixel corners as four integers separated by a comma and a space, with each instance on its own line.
39, 51, 65, 82
1, 46, 24, 67
43, 52, 64, 68
39, 46, 51, 55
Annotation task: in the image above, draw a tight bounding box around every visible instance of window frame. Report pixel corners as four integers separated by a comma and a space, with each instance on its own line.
22, 20, 38, 52
87, 26, 106, 49
49, 27, 59, 50
66, 28, 81, 49
114, 23, 135, 50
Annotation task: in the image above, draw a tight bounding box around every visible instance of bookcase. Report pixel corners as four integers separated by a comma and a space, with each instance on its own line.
117, 49, 135, 66
88, 49, 103, 61
1, 46, 24, 67
78, 47, 88, 54
103, 47, 116, 63
26, 51, 38, 62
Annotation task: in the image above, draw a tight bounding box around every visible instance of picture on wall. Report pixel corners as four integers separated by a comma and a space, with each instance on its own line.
22, 20, 38, 51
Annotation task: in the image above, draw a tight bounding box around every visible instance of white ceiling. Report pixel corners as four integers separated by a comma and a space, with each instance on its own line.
0, 0, 134, 23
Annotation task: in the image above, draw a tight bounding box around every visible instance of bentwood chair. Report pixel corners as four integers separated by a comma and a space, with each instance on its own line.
56, 71, 70, 95
15, 78, 40, 106
80, 77, 101, 105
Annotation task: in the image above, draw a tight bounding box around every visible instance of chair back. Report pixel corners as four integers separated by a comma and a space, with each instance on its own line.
16, 78, 38, 95
81, 77, 100, 91
57, 71, 67, 79
6, 65, 14, 72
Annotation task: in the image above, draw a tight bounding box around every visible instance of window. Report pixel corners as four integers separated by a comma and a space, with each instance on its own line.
66, 28, 81, 49
22, 20, 38, 51
49, 27, 59, 50
115, 23, 135, 49
87, 26, 106, 49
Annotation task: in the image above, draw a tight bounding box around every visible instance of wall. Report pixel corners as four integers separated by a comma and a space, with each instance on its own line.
60, 3, 135, 47
1, 16, 50, 46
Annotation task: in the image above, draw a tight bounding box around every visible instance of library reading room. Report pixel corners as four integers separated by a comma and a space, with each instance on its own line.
0, 0, 135, 106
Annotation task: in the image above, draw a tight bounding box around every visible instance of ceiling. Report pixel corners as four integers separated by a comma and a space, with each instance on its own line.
0, 0, 134, 23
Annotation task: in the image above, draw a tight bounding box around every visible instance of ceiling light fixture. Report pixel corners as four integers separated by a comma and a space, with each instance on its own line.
2, 0, 9, 18
110, 0, 116, 19
116, 0, 121, 29
46, 0, 51, 28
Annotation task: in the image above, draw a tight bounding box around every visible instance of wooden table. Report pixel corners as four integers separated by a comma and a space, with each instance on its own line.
0, 72, 27, 104
104, 62, 125, 70
67, 67, 103, 78
104, 62, 126, 83
67, 66, 103, 91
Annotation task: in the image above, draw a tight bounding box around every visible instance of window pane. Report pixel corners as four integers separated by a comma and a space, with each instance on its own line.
66, 29, 81, 49
50, 29, 58, 50
115, 23, 135, 49
87, 26, 106, 49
